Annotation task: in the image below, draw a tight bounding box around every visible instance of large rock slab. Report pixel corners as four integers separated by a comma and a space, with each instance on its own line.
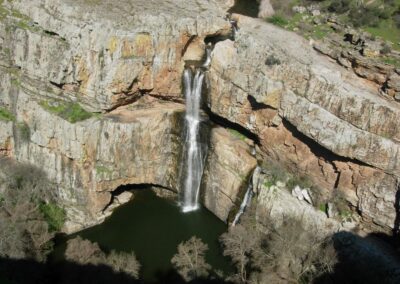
208, 15, 400, 231
201, 127, 257, 221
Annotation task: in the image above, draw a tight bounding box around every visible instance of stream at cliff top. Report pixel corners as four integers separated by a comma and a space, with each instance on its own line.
52, 189, 232, 283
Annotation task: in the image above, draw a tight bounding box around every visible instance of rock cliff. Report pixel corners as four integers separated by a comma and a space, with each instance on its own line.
0, 0, 398, 233
209, 14, 400, 232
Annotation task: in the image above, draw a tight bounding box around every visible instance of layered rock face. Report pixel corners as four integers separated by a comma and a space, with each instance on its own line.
0, 0, 231, 111
0, 0, 399, 234
0, 0, 258, 232
2, 90, 186, 232
209, 14, 400, 232
201, 127, 257, 221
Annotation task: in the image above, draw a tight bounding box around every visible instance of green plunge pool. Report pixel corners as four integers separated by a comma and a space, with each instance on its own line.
54, 189, 232, 283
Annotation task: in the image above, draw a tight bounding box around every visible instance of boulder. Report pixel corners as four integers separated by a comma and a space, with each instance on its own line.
202, 127, 257, 222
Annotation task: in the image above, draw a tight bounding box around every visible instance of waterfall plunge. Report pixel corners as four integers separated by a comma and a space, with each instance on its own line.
232, 167, 260, 226
181, 68, 206, 213
232, 183, 253, 226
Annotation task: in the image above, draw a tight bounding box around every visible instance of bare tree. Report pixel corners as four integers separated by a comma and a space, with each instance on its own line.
65, 236, 106, 265
0, 160, 55, 261
252, 217, 337, 283
220, 224, 259, 283
171, 236, 211, 281
221, 209, 337, 284
65, 237, 141, 278
107, 250, 141, 279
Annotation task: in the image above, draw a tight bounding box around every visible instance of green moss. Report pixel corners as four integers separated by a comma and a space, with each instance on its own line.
263, 180, 275, 188
96, 165, 112, 176
84, 0, 101, 4
40, 100, 93, 123
39, 203, 66, 232
319, 203, 327, 213
228, 129, 246, 141
0, 107, 15, 122
17, 122, 30, 142
10, 77, 20, 86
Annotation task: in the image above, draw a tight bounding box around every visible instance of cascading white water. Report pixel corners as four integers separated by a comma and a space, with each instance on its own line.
181, 68, 206, 213
202, 44, 212, 68
232, 182, 254, 226
232, 167, 260, 226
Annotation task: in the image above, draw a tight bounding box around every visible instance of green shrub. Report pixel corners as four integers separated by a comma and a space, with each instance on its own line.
0, 107, 15, 122
327, 0, 352, 14
39, 203, 66, 232
264, 162, 288, 185
267, 15, 289, 27
265, 55, 281, 66
40, 100, 93, 123
286, 174, 313, 190
17, 122, 30, 142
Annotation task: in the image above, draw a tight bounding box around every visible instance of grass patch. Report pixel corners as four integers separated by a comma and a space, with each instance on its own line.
228, 129, 246, 141
267, 15, 289, 27
39, 203, 66, 232
0, 107, 15, 122
381, 56, 400, 68
365, 19, 400, 51
40, 100, 93, 123
286, 174, 313, 190
96, 165, 112, 176
264, 180, 275, 188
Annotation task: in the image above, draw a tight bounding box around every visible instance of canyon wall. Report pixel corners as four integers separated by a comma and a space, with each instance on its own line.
0, 0, 398, 233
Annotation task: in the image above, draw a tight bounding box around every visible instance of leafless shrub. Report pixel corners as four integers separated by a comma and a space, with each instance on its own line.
65, 236, 141, 279
65, 236, 106, 265
221, 210, 337, 283
0, 158, 55, 261
107, 250, 140, 279
171, 236, 211, 281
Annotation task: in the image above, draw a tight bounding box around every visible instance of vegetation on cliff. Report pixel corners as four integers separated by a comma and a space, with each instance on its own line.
0, 158, 64, 261
40, 100, 93, 124
267, 0, 400, 52
0, 107, 15, 122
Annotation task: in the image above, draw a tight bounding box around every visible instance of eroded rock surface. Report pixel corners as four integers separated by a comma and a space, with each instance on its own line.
1, 0, 231, 111
202, 127, 257, 221
0, 0, 399, 234
209, 15, 400, 231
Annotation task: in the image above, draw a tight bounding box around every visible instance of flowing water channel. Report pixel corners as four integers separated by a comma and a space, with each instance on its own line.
181, 68, 207, 213
53, 189, 232, 283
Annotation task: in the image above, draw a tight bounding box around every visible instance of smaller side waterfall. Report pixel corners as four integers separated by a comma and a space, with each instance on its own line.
232, 183, 253, 226
232, 166, 261, 226
202, 44, 212, 68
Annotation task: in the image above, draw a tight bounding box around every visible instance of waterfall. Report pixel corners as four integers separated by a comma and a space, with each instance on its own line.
232, 182, 253, 226
232, 167, 260, 226
181, 68, 206, 213
202, 44, 212, 68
